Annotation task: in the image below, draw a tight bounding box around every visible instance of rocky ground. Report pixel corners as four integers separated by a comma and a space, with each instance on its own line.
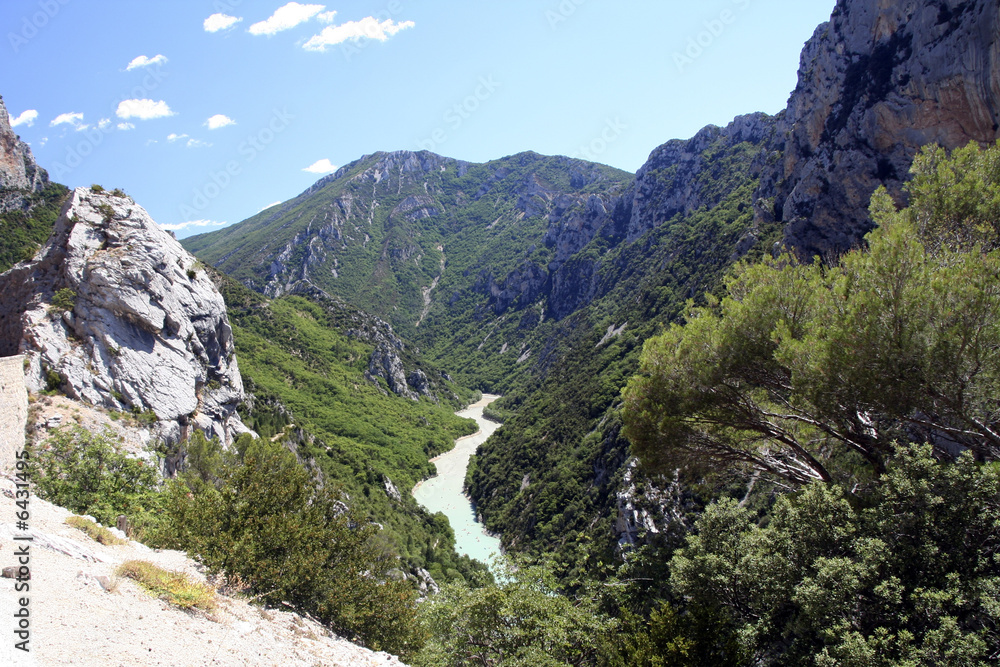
0, 475, 408, 666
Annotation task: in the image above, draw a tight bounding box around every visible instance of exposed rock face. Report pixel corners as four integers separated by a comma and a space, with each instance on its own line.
0, 188, 248, 446
0, 95, 48, 212
763, 0, 1000, 257
627, 112, 777, 243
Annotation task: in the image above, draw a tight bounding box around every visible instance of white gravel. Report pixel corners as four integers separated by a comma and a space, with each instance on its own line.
0, 476, 408, 666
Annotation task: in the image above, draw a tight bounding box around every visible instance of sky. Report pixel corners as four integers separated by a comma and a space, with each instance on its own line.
1, 0, 835, 238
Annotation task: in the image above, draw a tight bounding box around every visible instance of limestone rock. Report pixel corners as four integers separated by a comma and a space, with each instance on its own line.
0, 94, 48, 213
0, 187, 249, 446
762, 0, 1000, 257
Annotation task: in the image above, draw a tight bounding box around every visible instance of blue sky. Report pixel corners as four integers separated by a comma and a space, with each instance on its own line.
1, 1, 834, 238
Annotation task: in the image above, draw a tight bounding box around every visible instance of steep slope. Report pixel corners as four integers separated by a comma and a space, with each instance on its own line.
759, 0, 1000, 257
208, 272, 490, 588
0, 94, 67, 273
183, 151, 634, 347
0, 187, 248, 446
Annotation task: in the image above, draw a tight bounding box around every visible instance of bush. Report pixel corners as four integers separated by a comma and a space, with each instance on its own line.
32, 426, 161, 526
50, 288, 76, 312
415, 560, 617, 666
668, 445, 1000, 665
161, 437, 423, 657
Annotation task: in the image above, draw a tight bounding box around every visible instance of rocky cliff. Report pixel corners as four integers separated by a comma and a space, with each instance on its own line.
0, 187, 249, 446
0, 95, 47, 212
762, 0, 1000, 257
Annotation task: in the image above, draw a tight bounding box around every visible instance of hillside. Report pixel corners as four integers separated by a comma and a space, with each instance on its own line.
183, 0, 1000, 575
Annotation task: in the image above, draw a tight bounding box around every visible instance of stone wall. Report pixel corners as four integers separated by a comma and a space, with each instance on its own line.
0, 355, 28, 473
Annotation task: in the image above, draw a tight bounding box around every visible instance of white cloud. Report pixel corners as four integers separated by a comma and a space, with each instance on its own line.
317, 10, 337, 23
117, 122, 135, 131
205, 114, 236, 130
303, 17, 414, 52
258, 201, 282, 212
50, 111, 84, 127
204, 13, 242, 32
74, 124, 91, 132
116, 99, 174, 120
303, 158, 338, 174
160, 219, 231, 233
249, 2, 325, 36
98, 118, 112, 130
126, 54, 168, 71
167, 133, 189, 143
38, 137, 47, 147
10, 109, 38, 127
186, 138, 212, 149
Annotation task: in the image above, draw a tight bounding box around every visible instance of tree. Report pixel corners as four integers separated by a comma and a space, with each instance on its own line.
415, 560, 617, 667
32, 426, 161, 525
622, 141, 1000, 486
162, 436, 422, 657
667, 446, 1000, 665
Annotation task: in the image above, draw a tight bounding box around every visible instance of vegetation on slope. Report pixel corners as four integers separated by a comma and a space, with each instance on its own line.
0, 182, 69, 272
212, 272, 486, 588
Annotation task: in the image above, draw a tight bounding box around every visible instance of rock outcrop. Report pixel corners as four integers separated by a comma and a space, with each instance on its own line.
0, 187, 249, 446
0, 95, 48, 213
762, 0, 1000, 257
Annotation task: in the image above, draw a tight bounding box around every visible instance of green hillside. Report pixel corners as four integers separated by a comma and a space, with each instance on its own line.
210, 271, 487, 587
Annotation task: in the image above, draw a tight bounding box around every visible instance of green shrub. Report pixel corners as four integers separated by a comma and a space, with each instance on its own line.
50, 288, 76, 312
161, 437, 423, 657
415, 560, 617, 666
90, 184, 104, 193
32, 426, 161, 526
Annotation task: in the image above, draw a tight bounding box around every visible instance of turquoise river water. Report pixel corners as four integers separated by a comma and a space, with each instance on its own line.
412, 394, 503, 570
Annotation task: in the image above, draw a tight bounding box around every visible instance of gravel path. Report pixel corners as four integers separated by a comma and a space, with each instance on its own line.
0, 476, 408, 666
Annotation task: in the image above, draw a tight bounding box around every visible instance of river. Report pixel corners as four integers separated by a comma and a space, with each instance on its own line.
412, 394, 503, 570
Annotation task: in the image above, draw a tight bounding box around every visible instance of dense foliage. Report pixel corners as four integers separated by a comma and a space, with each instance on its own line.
0, 182, 70, 272
32, 425, 160, 526
623, 140, 1000, 487
415, 562, 618, 666
159, 433, 423, 656
668, 446, 1000, 665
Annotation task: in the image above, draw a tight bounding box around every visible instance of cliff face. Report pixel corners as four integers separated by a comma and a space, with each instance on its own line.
0, 188, 248, 446
0, 95, 48, 213
764, 0, 1000, 257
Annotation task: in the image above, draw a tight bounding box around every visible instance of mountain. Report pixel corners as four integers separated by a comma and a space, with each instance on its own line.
182, 0, 1000, 573
0, 94, 68, 273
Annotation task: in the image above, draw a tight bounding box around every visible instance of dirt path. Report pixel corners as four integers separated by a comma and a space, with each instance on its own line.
0, 476, 407, 667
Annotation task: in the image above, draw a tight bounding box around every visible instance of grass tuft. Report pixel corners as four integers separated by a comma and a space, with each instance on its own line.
65, 516, 127, 545
116, 560, 217, 611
